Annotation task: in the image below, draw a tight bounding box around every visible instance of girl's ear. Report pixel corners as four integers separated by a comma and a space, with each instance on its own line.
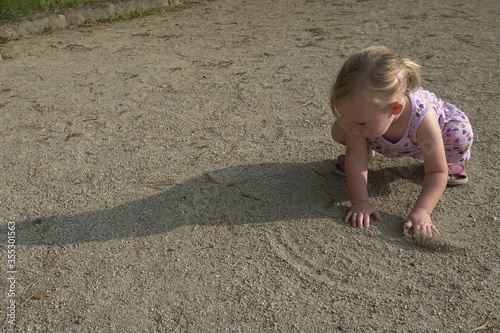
391, 103, 404, 115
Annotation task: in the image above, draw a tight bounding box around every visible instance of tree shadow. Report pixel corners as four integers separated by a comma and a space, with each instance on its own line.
15, 160, 425, 245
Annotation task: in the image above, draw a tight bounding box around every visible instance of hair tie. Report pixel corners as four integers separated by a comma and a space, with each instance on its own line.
395, 73, 403, 85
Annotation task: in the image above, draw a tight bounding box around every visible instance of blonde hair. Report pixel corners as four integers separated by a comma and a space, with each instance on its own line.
330, 46, 421, 117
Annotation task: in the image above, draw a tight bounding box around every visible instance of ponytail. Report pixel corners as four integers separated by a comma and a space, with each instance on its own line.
399, 58, 421, 92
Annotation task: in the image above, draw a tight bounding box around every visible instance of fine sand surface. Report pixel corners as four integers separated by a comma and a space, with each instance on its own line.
0, 0, 499, 332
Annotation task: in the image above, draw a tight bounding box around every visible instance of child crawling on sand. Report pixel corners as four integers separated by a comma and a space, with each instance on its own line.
330, 46, 473, 239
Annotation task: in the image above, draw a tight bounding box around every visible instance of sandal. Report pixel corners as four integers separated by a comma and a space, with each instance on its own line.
447, 163, 468, 186
333, 150, 374, 177
333, 154, 347, 176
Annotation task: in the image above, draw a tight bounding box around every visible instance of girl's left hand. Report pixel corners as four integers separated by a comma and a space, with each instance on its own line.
404, 208, 439, 239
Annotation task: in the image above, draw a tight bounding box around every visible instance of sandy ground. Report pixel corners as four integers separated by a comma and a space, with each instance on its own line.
0, 0, 499, 332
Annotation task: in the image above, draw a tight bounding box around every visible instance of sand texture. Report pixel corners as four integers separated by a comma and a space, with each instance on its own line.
0, 0, 499, 332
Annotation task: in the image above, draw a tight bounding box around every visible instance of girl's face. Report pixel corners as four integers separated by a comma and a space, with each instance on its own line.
335, 97, 396, 140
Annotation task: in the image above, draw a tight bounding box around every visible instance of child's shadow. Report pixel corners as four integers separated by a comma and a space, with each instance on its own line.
15, 160, 424, 246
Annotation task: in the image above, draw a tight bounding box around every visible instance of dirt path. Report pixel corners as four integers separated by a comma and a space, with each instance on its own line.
1, 0, 499, 332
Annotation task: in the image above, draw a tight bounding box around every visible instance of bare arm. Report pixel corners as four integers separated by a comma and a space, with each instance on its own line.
405, 108, 448, 238
345, 134, 370, 202
344, 134, 381, 227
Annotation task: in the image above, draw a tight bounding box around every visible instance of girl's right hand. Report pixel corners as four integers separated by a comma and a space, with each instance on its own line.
345, 201, 382, 228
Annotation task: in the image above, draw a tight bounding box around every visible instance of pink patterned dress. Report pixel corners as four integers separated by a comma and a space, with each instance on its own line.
367, 88, 473, 163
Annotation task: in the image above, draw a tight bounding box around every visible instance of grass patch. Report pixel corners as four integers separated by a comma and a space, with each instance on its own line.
333, 35, 352, 40
0, 0, 100, 20
166, 4, 193, 12
0, 1, 194, 20
129, 8, 158, 19
42, 26, 54, 34
65, 132, 83, 141
98, 14, 124, 23
305, 27, 325, 36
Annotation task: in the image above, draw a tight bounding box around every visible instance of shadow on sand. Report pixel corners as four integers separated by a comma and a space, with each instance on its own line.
16, 160, 424, 245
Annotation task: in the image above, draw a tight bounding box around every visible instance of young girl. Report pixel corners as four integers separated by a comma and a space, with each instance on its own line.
330, 46, 473, 239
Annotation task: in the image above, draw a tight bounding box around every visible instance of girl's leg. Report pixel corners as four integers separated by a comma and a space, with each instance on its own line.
442, 117, 474, 185
443, 120, 473, 164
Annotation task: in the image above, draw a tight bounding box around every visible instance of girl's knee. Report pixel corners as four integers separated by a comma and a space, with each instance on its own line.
331, 121, 347, 145
445, 140, 473, 163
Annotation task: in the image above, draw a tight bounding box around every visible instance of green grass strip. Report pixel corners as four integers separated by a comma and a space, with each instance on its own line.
0, 0, 101, 20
